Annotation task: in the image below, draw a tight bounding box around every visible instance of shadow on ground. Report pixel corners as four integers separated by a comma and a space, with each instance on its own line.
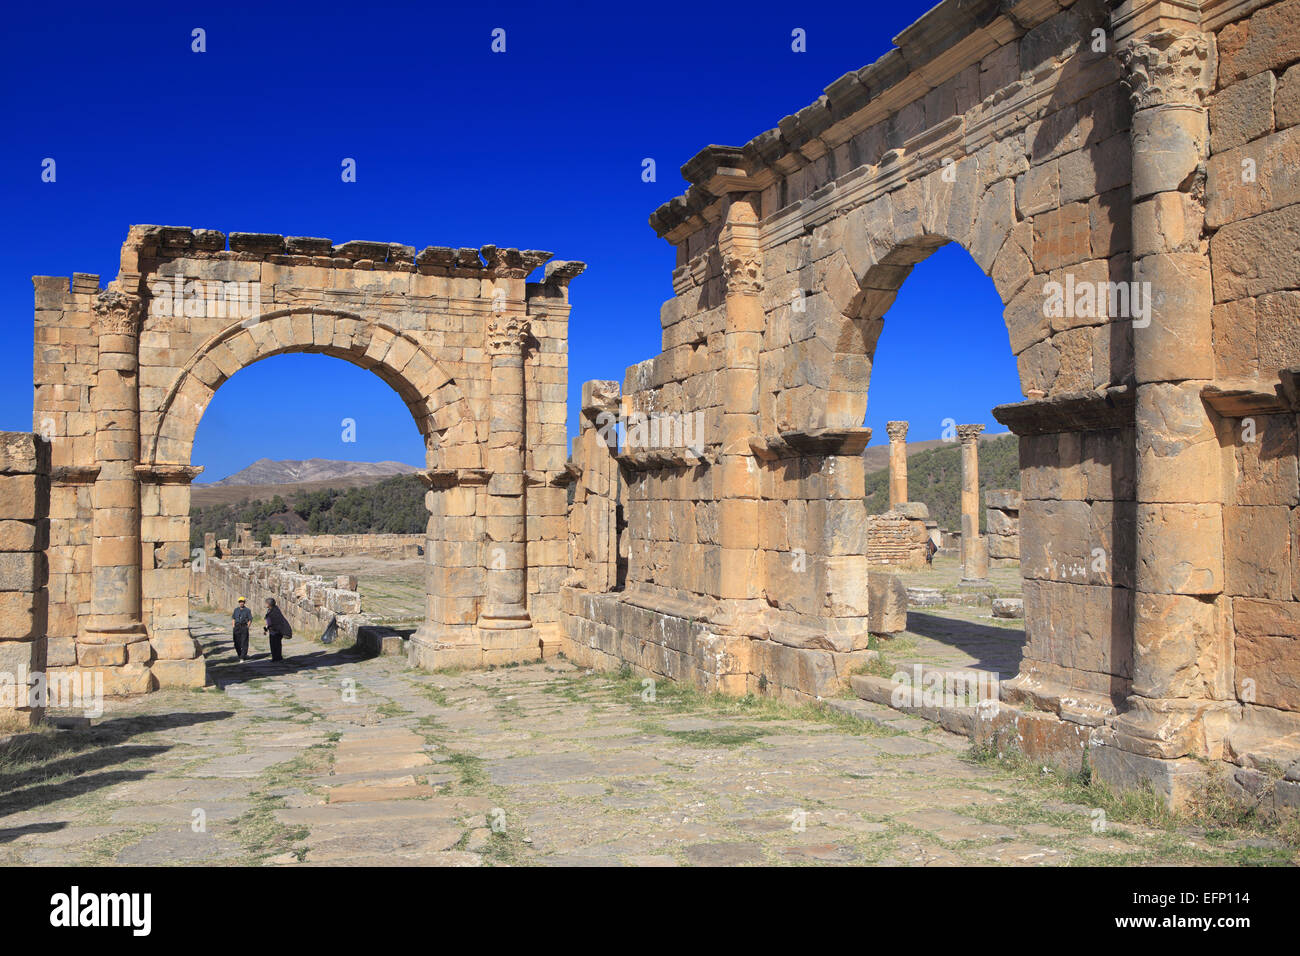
0, 710, 234, 823
904, 611, 1026, 677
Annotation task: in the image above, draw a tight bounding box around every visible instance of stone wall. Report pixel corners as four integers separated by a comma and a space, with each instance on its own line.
190, 556, 368, 645
985, 488, 1021, 566
865, 512, 929, 568
558, 0, 1300, 794
1202, 0, 1300, 761
0, 434, 48, 727
269, 533, 424, 559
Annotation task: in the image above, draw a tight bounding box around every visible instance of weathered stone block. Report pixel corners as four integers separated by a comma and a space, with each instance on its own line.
867, 572, 907, 634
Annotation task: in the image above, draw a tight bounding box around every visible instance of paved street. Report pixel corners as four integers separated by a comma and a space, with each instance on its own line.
0, 610, 1290, 866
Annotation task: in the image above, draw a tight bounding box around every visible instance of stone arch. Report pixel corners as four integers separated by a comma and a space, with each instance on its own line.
806, 168, 1027, 432
143, 306, 477, 471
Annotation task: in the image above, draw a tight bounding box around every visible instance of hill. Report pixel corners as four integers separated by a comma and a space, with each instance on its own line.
191, 474, 409, 508
203, 457, 418, 487
860, 430, 1012, 473
190, 473, 428, 548
864, 432, 1020, 533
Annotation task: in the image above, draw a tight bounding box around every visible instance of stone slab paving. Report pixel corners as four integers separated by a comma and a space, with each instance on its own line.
0, 608, 1292, 866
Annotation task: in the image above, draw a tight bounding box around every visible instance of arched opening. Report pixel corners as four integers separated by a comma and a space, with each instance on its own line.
182, 351, 433, 677
155, 327, 460, 680
854, 240, 1028, 690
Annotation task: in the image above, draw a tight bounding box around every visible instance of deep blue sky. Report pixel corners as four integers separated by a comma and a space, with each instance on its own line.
0, 0, 1019, 482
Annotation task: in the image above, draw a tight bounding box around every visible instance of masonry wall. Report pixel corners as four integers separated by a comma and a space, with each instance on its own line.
270, 533, 424, 559
1203, 0, 1300, 750
985, 488, 1021, 566
191, 556, 367, 645
563, 0, 1137, 707
0, 434, 49, 727
866, 513, 928, 568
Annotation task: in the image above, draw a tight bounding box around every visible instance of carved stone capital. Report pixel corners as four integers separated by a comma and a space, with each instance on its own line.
1120, 28, 1213, 110
92, 289, 143, 337
955, 423, 985, 444
885, 420, 909, 442
486, 314, 531, 353
722, 249, 763, 296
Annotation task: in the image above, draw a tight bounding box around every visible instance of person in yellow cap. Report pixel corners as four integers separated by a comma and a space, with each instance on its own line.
231, 597, 252, 661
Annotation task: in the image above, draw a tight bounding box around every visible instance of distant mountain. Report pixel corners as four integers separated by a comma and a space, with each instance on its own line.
205, 458, 419, 486
860, 430, 1012, 474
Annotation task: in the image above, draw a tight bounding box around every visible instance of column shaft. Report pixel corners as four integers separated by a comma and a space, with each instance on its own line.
479, 316, 530, 628
957, 424, 988, 581
886, 421, 909, 509
83, 291, 146, 649
1117, 27, 1230, 758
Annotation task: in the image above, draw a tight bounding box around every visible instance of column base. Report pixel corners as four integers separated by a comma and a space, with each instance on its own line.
409, 622, 542, 671
476, 602, 532, 630
1089, 727, 1211, 809
152, 658, 207, 689
79, 618, 147, 645
1111, 694, 1238, 759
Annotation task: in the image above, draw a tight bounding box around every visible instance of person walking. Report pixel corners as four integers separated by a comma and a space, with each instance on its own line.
263, 597, 292, 663
231, 597, 252, 661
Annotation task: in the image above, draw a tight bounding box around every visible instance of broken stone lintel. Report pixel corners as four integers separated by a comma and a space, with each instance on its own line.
616, 447, 707, 471
480, 245, 553, 279
134, 464, 204, 484
543, 259, 586, 289
749, 426, 872, 460
580, 379, 620, 422
417, 467, 490, 489
1203, 372, 1298, 417
993, 385, 1135, 436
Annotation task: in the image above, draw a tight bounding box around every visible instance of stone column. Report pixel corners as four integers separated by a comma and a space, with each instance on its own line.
886, 421, 909, 509
477, 313, 531, 629
716, 193, 765, 622
1113, 27, 1231, 760
957, 424, 988, 582
80, 290, 151, 684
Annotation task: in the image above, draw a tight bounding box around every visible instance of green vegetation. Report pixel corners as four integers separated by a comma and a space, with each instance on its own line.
864, 433, 1020, 532
968, 743, 1300, 861
190, 473, 427, 547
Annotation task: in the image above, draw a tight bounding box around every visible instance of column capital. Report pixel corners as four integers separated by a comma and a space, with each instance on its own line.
721, 248, 763, 296
885, 420, 909, 441
1119, 28, 1213, 111
92, 289, 143, 337
485, 313, 531, 353
955, 423, 984, 444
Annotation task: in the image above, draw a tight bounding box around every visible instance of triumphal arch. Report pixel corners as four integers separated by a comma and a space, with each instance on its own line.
32, 225, 583, 693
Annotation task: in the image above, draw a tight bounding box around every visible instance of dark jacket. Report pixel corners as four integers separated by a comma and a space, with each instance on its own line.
264, 604, 292, 638
233, 606, 252, 631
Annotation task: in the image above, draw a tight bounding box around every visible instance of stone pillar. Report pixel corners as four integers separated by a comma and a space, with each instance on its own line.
716, 193, 765, 621
0, 433, 49, 727
478, 313, 531, 629
957, 424, 988, 582
138, 464, 205, 687
79, 290, 150, 691
886, 421, 909, 509
1113, 27, 1231, 760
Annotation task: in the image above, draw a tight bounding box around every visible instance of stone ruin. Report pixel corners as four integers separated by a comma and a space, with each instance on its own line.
986, 489, 1022, 567
9, 0, 1300, 803
268, 532, 424, 560
865, 421, 932, 569
190, 554, 366, 646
